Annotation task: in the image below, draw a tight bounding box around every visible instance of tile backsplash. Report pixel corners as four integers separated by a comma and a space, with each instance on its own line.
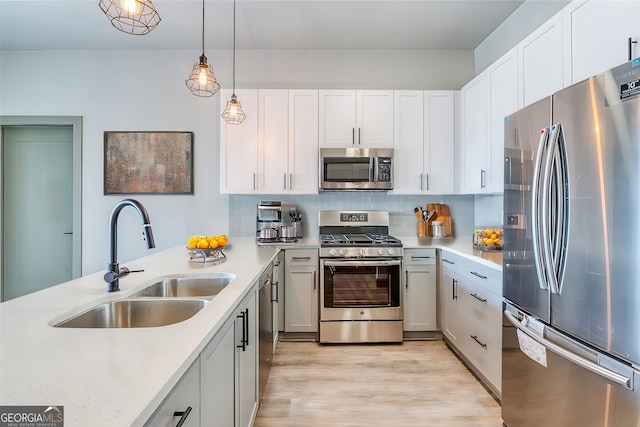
474, 194, 504, 227
229, 192, 477, 238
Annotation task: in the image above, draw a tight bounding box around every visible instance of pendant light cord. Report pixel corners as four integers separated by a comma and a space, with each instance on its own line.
232, 0, 236, 94
201, 0, 205, 56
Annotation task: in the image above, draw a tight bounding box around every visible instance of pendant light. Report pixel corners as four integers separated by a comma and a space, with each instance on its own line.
185, 0, 220, 97
221, 0, 246, 125
99, 0, 161, 36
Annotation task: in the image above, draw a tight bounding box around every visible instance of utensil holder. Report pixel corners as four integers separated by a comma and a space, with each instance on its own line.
417, 221, 427, 237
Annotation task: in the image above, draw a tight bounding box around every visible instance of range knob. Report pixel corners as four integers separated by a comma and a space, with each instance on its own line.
338, 249, 345, 256
387, 248, 396, 256
358, 248, 366, 256
377, 248, 384, 255
329, 249, 336, 256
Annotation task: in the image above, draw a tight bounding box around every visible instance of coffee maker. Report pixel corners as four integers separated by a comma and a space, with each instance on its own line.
256, 201, 302, 244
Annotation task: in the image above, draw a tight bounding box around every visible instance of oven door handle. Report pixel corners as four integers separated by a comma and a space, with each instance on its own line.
322, 259, 401, 267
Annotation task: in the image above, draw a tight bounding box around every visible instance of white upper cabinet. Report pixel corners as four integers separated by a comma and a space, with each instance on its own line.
459, 72, 489, 194
487, 47, 519, 192
319, 90, 393, 148
393, 90, 455, 195
288, 90, 319, 194
518, 11, 565, 107
460, 47, 518, 194
220, 89, 259, 194
424, 91, 455, 194
259, 89, 289, 194
564, 0, 640, 84
221, 89, 318, 195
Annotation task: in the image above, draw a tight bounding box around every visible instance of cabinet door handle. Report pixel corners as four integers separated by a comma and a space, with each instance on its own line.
405, 270, 409, 289
272, 281, 279, 303
420, 173, 423, 191
470, 293, 487, 303
425, 173, 429, 191
244, 308, 249, 348
352, 128, 355, 146
237, 310, 247, 351
452, 278, 457, 300
174, 406, 193, 427
470, 271, 487, 280
283, 173, 287, 190
289, 173, 293, 190
480, 169, 486, 189
358, 127, 361, 146
313, 271, 317, 291
442, 259, 455, 265
629, 37, 638, 61
253, 173, 257, 190
471, 335, 487, 349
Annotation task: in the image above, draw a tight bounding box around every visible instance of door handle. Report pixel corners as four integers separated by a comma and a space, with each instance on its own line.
173, 406, 193, 427
313, 271, 316, 291
405, 270, 408, 289
470, 335, 487, 349
283, 173, 287, 190
425, 173, 429, 191
452, 278, 457, 300
470, 293, 487, 303
63, 232, 73, 235
470, 271, 487, 280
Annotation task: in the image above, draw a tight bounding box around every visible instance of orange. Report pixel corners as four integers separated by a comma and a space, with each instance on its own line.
209, 240, 219, 249
217, 237, 227, 247
197, 239, 209, 249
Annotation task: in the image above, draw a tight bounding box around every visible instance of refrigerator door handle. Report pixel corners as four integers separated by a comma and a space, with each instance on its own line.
541, 124, 562, 294
532, 127, 550, 290
505, 310, 633, 389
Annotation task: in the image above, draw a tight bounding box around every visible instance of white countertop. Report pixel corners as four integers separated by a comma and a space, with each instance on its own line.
0, 238, 278, 427
0, 234, 499, 427
397, 235, 502, 271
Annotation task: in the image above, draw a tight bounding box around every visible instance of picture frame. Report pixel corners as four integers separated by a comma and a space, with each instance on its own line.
104, 131, 194, 194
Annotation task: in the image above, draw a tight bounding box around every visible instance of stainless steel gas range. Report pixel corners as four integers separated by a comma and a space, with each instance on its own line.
318, 210, 403, 343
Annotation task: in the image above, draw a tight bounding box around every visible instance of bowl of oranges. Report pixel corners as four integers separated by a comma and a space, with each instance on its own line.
187, 235, 229, 262
473, 227, 503, 250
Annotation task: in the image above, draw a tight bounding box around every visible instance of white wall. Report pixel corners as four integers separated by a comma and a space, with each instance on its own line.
0, 48, 474, 275
474, 0, 569, 75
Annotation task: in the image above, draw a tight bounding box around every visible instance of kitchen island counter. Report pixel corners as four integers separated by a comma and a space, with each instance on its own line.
0, 238, 277, 426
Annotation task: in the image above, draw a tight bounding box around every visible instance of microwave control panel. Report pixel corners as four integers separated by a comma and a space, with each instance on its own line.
378, 157, 392, 182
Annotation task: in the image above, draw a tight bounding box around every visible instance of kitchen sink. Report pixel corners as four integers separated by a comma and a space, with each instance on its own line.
54, 298, 209, 328
129, 273, 236, 299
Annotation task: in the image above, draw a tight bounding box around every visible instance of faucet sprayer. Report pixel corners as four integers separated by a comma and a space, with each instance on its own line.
104, 199, 156, 292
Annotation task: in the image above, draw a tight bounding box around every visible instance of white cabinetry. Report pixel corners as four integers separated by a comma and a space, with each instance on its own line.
284, 249, 319, 333
393, 91, 455, 194
402, 248, 437, 332
200, 289, 258, 427
518, 11, 565, 107
459, 73, 489, 193
439, 251, 502, 397
220, 89, 259, 194
564, 0, 640, 85
221, 89, 318, 194
319, 90, 393, 148
145, 359, 200, 427
460, 47, 518, 194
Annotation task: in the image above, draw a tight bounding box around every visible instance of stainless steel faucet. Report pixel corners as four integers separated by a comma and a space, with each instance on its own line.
104, 199, 156, 292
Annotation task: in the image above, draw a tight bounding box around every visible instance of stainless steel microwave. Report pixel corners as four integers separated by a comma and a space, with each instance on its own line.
320, 148, 393, 191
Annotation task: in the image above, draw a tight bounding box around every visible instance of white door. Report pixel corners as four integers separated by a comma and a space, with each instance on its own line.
424, 90, 455, 194
288, 89, 319, 194
356, 90, 394, 148
392, 90, 424, 194
318, 90, 356, 147
2, 126, 73, 300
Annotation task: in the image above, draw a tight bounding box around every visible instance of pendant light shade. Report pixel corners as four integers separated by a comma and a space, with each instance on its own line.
221, 94, 246, 124
222, 0, 245, 125
186, 0, 220, 97
99, 0, 161, 35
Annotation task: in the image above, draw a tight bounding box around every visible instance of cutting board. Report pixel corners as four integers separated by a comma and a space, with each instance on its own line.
426, 203, 453, 237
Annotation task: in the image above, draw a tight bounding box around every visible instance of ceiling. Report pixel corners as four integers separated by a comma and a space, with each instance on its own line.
0, 0, 526, 51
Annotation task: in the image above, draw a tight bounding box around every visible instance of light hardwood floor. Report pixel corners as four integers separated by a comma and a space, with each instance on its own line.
255, 340, 502, 427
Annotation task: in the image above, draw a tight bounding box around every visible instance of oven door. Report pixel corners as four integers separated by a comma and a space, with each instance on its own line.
319, 259, 402, 321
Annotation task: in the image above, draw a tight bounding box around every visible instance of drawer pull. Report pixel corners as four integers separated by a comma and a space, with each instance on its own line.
471, 335, 487, 349
174, 406, 193, 427
292, 257, 311, 261
470, 271, 487, 279
411, 256, 433, 259
442, 259, 455, 265
470, 293, 487, 303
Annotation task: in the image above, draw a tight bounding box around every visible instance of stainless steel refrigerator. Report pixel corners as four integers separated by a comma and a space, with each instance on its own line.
502, 60, 640, 426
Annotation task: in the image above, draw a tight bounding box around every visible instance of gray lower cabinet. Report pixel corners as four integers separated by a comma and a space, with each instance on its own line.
284, 249, 319, 333
439, 251, 502, 397
402, 248, 437, 332
145, 358, 200, 427
200, 288, 258, 427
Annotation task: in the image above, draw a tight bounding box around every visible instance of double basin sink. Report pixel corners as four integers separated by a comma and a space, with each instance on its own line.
55, 273, 236, 329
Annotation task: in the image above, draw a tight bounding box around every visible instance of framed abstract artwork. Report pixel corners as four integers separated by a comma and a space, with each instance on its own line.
104, 131, 194, 194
